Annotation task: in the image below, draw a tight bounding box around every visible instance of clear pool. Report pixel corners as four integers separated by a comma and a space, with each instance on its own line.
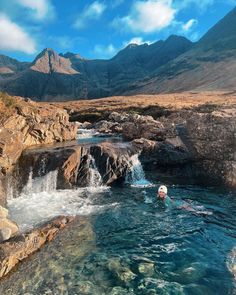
1, 177, 236, 295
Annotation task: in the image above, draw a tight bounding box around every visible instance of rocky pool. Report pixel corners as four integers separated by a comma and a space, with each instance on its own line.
0, 130, 235, 295
1, 169, 236, 294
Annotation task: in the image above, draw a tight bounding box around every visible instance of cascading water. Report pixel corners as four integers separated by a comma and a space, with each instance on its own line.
22, 169, 58, 195
7, 157, 111, 232
126, 154, 153, 188
77, 128, 99, 139
87, 155, 103, 188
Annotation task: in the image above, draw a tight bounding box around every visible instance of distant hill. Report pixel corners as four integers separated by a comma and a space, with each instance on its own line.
0, 7, 236, 100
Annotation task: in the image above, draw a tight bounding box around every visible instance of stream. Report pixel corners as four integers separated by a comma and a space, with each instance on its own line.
0, 130, 235, 295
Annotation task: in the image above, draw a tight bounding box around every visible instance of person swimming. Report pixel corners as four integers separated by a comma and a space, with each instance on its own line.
156, 185, 212, 215
157, 185, 172, 207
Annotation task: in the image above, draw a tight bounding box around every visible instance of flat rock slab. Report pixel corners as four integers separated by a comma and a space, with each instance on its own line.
0, 215, 75, 278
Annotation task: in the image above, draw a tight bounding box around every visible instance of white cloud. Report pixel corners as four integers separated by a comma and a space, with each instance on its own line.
74, 1, 106, 29
93, 43, 117, 58
124, 37, 152, 46
0, 14, 36, 54
16, 0, 55, 20
112, 0, 176, 34
182, 19, 198, 31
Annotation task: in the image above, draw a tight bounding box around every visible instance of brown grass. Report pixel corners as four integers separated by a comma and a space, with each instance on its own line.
44, 91, 236, 121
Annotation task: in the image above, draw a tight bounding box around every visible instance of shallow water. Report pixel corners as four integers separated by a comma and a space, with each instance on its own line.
2, 177, 236, 295
77, 128, 122, 145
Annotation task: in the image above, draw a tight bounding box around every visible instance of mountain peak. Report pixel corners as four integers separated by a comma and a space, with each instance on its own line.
31, 48, 78, 75
198, 6, 236, 50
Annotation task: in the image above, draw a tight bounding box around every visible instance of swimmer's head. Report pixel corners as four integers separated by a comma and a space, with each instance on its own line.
158, 185, 168, 199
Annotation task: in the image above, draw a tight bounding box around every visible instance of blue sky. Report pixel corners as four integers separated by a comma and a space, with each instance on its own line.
0, 0, 235, 61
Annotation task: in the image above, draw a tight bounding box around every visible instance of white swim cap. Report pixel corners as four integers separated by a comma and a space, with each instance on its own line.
158, 185, 168, 194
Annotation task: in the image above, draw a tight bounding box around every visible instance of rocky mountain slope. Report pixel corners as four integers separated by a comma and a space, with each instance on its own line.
0, 7, 236, 100
128, 7, 236, 94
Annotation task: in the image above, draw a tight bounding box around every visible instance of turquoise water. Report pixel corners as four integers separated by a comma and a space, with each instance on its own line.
1, 177, 236, 295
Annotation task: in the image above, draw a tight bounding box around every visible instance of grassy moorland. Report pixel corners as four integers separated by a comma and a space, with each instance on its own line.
48, 91, 236, 122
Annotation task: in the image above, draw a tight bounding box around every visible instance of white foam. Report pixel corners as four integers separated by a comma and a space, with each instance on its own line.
8, 187, 114, 232
77, 128, 99, 139
7, 167, 112, 232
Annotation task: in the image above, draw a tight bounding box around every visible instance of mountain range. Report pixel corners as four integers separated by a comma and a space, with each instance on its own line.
0, 7, 236, 101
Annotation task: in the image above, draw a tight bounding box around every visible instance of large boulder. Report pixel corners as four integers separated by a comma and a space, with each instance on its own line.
12, 141, 138, 195
90, 142, 135, 185
185, 108, 236, 187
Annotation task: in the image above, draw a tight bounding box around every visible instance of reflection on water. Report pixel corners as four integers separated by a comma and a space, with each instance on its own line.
1, 181, 236, 295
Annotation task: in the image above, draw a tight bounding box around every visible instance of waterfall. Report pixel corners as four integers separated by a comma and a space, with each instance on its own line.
127, 154, 153, 188
77, 128, 98, 139
6, 176, 14, 200
87, 155, 102, 188
22, 169, 58, 195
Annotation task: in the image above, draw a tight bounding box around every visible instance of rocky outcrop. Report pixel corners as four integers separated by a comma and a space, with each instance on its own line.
90, 142, 135, 185
0, 206, 19, 243
185, 108, 236, 187
102, 108, 236, 187
129, 108, 236, 187
12, 141, 137, 195
0, 216, 74, 278
0, 96, 77, 205
94, 112, 166, 141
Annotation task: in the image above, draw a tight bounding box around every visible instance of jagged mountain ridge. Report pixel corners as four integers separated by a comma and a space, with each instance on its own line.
0, 35, 193, 100
125, 7, 236, 95
0, 7, 236, 100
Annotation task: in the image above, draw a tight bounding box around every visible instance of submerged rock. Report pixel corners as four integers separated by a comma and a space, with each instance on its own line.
76, 280, 97, 294
227, 246, 236, 279
110, 286, 134, 295
138, 262, 155, 277
107, 257, 136, 285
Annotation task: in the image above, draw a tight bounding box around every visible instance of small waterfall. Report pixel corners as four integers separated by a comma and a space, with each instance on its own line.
6, 176, 14, 200
127, 154, 153, 188
22, 169, 58, 195
87, 155, 102, 188
77, 128, 99, 139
